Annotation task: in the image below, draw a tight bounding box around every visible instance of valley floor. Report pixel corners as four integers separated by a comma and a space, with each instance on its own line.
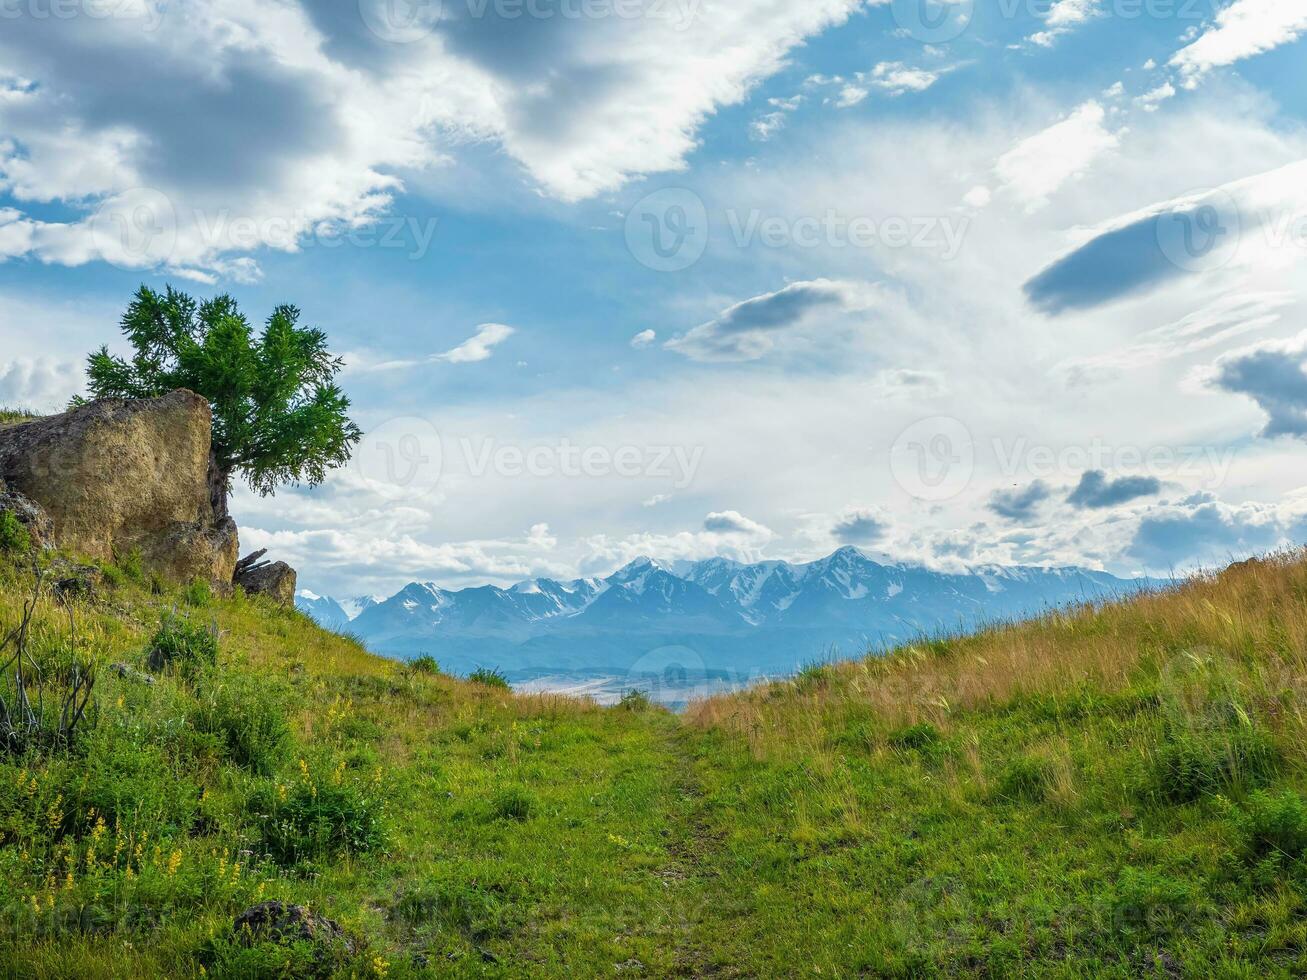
4, 551, 1307, 976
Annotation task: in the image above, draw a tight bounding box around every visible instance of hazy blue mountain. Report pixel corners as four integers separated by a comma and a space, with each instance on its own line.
296, 548, 1161, 682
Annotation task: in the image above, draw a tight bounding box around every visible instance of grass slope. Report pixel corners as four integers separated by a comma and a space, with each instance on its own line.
2, 547, 1307, 976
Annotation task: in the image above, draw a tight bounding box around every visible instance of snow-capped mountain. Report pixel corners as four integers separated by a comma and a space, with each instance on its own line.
296, 548, 1160, 676
294, 590, 384, 633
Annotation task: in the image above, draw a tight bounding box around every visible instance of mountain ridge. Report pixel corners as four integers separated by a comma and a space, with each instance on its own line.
297, 548, 1160, 677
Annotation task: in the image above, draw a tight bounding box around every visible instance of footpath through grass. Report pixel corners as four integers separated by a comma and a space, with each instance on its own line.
4, 549, 1307, 975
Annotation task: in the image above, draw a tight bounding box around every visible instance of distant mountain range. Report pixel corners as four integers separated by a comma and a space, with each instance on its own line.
296, 547, 1161, 682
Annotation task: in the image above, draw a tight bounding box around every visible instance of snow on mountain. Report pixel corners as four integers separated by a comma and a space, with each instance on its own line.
297, 548, 1161, 675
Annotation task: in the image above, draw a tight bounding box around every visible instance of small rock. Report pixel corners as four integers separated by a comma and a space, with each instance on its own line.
110, 662, 156, 686
231, 900, 355, 954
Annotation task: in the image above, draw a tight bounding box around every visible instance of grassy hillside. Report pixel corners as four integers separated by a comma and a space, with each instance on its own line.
2, 546, 1307, 976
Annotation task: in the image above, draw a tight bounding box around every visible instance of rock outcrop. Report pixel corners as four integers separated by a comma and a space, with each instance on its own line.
231, 901, 355, 954
235, 559, 297, 607
0, 479, 53, 549
0, 390, 238, 588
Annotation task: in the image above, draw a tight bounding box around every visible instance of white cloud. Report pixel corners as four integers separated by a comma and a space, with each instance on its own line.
440, 323, 515, 364
1135, 81, 1177, 111
580, 511, 775, 572
1171, 0, 1307, 87
0, 0, 864, 278
0, 357, 82, 412
995, 101, 1119, 209
665, 279, 881, 362
1027, 0, 1100, 46
630, 329, 657, 349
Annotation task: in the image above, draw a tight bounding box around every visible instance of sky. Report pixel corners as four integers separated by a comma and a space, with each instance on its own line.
2, 0, 1307, 597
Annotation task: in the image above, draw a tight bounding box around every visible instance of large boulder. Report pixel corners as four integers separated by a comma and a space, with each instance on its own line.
0, 390, 237, 588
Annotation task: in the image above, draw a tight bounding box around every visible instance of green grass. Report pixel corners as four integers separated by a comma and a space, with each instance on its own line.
4, 548, 1307, 975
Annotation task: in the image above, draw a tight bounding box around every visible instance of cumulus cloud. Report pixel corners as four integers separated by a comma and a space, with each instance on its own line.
1171, 0, 1307, 88
664, 279, 879, 362
1209, 333, 1307, 438
703, 510, 772, 535
630, 329, 657, 349
1027, 0, 1101, 47
994, 101, 1118, 209
0, 357, 82, 412
831, 507, 889, 545
988, 480, 1053, 522
0, 0, 863, 278
1067, 470, 1162, 509
1127, 492, 1304, 570
580, 511, 775, 571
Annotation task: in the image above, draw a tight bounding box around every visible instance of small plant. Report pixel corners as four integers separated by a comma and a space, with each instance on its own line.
115, 548, 145, 584
994, 754, 1056, 803
1235, 790, 1307, 866
409, 654, 439, 675
252, 764, 385, 865
146, 610, 219, 675
193, 674, 291, 775
490, 786, 535, 822
1148, 726, 1279, 804
468, 667, 510, 690
618, 688, 652, 712
183, 578, 213, 607
0, 510, 31, 554
889, 722, 942, 753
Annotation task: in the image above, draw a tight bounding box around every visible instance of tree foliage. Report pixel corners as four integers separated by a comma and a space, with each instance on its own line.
84, 285, 361, 509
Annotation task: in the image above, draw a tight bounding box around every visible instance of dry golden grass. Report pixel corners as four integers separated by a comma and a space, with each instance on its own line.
687, 550, 1307, 761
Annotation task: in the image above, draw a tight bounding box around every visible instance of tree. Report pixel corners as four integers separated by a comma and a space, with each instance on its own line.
84, 285, 362, 518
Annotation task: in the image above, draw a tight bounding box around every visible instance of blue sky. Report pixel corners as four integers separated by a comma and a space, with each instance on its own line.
2, 0, 1307, 595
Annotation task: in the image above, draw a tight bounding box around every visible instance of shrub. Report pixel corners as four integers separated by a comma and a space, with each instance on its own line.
116, 548, 145, 584
468, 667, 510, 690
182, 579, 213, 607
1235, 790, 1307, 866
1149, 726, 1279, 804
0, 510, 30, 554
489, 786, 534, 822
994, 754, 1056, 803
252, 765, 385, 865
617, 688, 652, 712
408, 654, 439, 675
1109, 867, 1203, 936
146, 611, 219, 676
889, 722, 943, 753
193, 674, 291, 775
